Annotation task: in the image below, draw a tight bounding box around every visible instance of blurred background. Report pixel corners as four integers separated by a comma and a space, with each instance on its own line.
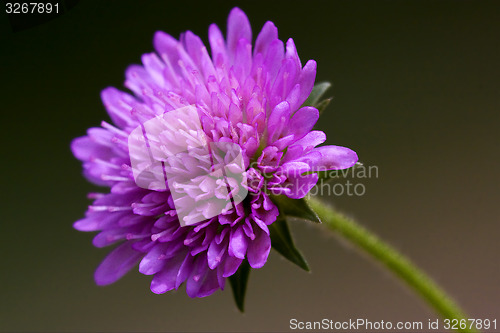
1, 0, 499, 331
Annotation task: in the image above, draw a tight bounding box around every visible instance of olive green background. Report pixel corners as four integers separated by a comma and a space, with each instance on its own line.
1, 1, 499, 332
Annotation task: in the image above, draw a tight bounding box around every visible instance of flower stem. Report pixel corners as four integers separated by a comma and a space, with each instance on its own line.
306, 196, 477, 333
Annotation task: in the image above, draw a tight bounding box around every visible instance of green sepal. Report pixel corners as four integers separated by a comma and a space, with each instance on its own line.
229, 260, 251, 312
303, 82, 332, 107
316, 162, 364, 182
271, 195, 321, 224
316, 97, 332, 115
269, 217, 310, 271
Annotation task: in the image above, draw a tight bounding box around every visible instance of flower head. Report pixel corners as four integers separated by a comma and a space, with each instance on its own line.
72, 7, 357, 300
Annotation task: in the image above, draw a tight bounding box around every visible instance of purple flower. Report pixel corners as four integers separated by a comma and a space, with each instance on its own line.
72, 7, 357, 299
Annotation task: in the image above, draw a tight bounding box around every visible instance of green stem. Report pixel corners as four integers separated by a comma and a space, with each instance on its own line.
306, 196, 477, 333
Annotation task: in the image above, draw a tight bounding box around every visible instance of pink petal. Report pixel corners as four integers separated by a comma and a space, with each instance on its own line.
254, 21, 278, 56
71, 136, 97, 161
139, 243, 169, 275
175, 253, 194, 289
153, 31, 179, 60
285, 38, 301, 70
298, 60, 317, 105
150, 254, 186, 294
223, 256, 243, 278
247, 228, 271, 269
267, 101, 291, 143
263, 39, 285, 82
208, 23, 227, 67
284, 173, 319, 199
100, 87, 137, 129
207, 239, 226, 269
184, 30, 216, 78
196, 268, 221, 298
292, 130, 326, 151
287, 106, 319, 140
227, 7, 252, 60
228, 226, 248, 259
94, 242, 144, 286
313, 145, 358, 171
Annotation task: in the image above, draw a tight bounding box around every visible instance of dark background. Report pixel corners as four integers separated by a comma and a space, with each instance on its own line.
1, 1, 499, 332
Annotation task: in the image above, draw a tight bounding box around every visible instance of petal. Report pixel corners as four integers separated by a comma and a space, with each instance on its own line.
247, 228, 271, 269
281, 131, 326, 164
223, 256, 243, 277
93, 229, 126, 248
270, 58, 299, 103
175, 253, 195, 289
124, 65, 157, 98
251, 216, 270, 235
293, 150, 323, 168
292, 130, 326, 150
282, 145, 305, 164
94, 242, 144, 286
286, 106, 319, 140
284, 173, 319, 199
71, 136, 109, 162
185, 256, 207, 297
184, 30, 216, 79
100, 87, 138, 128
233, 38, 252, 80
74, 211, 128, 232
267, 101, 291, 143
153, 31, 179, 60
278, 161, 311, 176
286, 83, 302, 111
217, 265, 226, 290
207, 239, 226, 269
227, 7, 252, 60
298, 60, 317, 105
254, 21, 278, 57
73, 217, 99, 232
263, 39, 285, 83
150, 253, 186, 294
263, 194, 275, 211
313, 145, 358, 171
285, 38, 301, 70
228, 226, 248, 259
139, 243, 169, 275
141, 52, 166, 88
183, 31, 203, 67
196, 268, 221, 298
208, 23, 227, 67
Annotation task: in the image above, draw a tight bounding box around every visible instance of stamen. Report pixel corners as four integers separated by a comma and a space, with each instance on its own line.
88, 205, 132, 212
90, 157, 121, 169
101, 121, 128, 137
101, 174, 130, 182
87, 192, 105, 199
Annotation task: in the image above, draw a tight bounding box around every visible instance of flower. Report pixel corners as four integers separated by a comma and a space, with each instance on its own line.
71, 7, 357, 299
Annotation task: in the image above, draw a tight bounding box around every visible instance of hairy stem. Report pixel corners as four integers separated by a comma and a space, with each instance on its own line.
306, 196, 476, 333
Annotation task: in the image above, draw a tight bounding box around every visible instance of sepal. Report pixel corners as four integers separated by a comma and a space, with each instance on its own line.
303, 81, 332, 114
229, 260, 251, 312
269, 217, 310, 271
316, 162, 364, 182
272, 195, 321, 224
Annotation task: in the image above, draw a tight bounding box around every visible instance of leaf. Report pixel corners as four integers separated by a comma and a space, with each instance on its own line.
269, 218, 310, 271
271, 195, 321, 223
303, 82, 332, 107
229, 260, 251, 312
